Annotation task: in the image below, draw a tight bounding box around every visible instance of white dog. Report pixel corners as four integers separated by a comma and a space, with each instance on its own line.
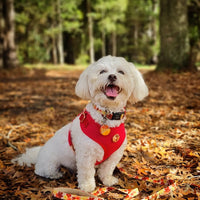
12, 56, 148, 192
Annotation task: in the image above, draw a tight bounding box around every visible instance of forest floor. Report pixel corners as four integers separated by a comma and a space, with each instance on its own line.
0, 67, 200, 200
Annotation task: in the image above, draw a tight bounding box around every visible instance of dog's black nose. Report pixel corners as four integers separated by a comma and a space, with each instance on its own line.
108, 74, 117, 82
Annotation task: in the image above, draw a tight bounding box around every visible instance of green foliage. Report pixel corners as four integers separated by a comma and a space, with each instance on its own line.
14, 0, 164, 65
75, 53, 90, 65
15, 0, 82, 63
94, 0, 128, 33
123, 0, 159, 64
60, 0, 83, 33
13, 0, 200, 65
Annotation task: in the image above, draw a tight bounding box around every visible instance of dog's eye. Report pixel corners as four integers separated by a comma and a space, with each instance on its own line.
118, 70, 125, 75
100, 70, 107, 74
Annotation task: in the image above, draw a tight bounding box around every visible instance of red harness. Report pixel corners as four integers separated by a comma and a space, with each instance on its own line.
68, 110, 126, 165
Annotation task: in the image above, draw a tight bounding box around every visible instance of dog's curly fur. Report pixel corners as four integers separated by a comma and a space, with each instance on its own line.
12, 56, 148, 192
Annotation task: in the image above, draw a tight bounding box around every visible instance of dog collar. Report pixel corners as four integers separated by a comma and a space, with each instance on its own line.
93, 104, 126, 120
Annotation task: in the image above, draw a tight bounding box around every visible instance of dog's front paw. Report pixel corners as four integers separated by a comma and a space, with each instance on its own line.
102, 176, 118, 186
79, 181, 96, 192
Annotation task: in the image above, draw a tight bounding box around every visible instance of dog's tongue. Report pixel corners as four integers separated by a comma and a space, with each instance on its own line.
106, 86, 118, 97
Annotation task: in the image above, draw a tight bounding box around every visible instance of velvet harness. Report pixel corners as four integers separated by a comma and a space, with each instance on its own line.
68, 110, 126, 165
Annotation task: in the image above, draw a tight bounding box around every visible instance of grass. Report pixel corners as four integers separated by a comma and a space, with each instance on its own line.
24, 63, 88, 71
134, 63, 155, 70
24, 63, 156, 71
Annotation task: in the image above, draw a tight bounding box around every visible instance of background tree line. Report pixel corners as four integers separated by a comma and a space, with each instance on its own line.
0, 0, 199, 72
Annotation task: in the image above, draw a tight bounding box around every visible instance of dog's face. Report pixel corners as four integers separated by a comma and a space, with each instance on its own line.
75, 56, 148, 109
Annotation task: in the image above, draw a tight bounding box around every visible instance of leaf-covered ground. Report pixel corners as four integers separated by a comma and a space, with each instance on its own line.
0, 68, 200, 200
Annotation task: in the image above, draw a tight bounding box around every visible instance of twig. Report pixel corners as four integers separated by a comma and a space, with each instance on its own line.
8, 140, 18, 151
131, 122, 144, 130
6, 128, 18, 151
0, 126, 19, 151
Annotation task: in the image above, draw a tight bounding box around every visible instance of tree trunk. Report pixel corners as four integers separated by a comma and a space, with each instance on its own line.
188, 44, 198, 71
112, 31, 117, 56
157, 0, 192, 72
57, 31, 64, 64
52, 35, 58, 64
87, 0, 95, 63
151, 0, 157, 43
150, 0, 157, 63
134, 24, 139, 47
0, 1, 4, 68
57, 0, 64, 64
2, 0, 18, 69
101, 30, 106, 57
101, 9, 106, 57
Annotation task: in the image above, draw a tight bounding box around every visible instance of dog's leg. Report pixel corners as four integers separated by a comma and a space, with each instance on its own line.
76, 161, 96, 192
76, 152, 97, 192
97, 140, 126, 186
35, 160, 63, 179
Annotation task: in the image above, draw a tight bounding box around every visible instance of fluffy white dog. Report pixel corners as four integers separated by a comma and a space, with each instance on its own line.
12, 56, 148, 192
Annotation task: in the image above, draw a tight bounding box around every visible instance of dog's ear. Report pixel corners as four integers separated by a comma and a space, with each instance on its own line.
129, 63, 149, 103
75, 67, 91, 100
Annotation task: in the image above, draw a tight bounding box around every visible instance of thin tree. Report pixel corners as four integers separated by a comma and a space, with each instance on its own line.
87, 0, 95, 63
57, 0, 64, 64
0, 1, 3, 68
2, 0, 18, 68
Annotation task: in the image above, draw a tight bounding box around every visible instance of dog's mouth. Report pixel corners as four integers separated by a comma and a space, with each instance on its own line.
103, 84, 121, 100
